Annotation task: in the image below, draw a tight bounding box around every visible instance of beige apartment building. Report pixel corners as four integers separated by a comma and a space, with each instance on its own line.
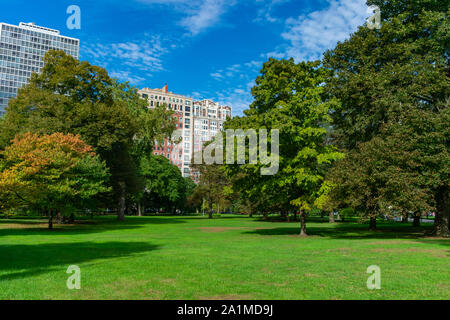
192, 99, 232, 155
138, 85, 232, 179
138, 84, 194, 177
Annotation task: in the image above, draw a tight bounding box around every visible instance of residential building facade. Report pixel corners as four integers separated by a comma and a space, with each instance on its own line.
139, 85, 194, 177
0, 22, 79, 116
139, 86, 232, 179
191, 99, 232, 181
192, 99, 232, 155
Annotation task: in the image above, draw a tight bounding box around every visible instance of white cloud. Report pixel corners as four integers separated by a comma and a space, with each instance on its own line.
210, 61, 262, 82
81, 34, 172, 85
138, 0, 235, 36
208, 60, 262, 115
215, 81, 255, 115
82, 35, 167, 73
210, 72, 224, 80
254, 0, 291, 23
276, 0, 369, 62
109, 71, 146, 84
180, 0, 231, 35
82, 35, 168, 72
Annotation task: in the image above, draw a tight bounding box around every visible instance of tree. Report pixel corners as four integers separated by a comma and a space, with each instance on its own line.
0, 50, 176, 221
314, 181, 336, 223
328, 108, 445, 230
225, 59, 343, 235
0, 132, 109, 228
140, 155, 193, 214
109, 82, 177, 220
323, 0, 449, 235
191, 159, 231, 219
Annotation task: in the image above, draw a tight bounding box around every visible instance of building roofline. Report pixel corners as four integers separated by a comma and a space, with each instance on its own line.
139, 87, 193, 100
0, 22, 80, 41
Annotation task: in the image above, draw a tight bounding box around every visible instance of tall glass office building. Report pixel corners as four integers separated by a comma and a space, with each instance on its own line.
0, 22, 79, 116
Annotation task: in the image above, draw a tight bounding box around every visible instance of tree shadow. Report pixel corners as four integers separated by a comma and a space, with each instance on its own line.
254, 216, 332, 224
0, 241, 159, 281
0, 216, 188, 237
243, 221, 441, 241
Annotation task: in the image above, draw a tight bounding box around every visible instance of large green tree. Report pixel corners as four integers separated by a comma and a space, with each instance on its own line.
191, 159, 231, 219
323, 0, 449, 235
0, 132, 109, 228
140, 155, 194, 214
0, 50, 176, 221
225, 59, 342, 235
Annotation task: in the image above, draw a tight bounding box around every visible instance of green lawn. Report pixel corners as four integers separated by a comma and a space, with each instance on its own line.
0, 215, 448, 300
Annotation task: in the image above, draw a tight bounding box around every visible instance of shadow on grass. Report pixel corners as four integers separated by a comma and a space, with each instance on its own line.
0, 241, 159, 281
254, 216, 333, 224
243, 220, 443, 241
0, 216, 188, 237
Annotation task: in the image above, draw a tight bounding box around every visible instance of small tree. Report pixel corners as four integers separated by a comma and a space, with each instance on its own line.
0, 132, 109, 228
140, 155, 193, 214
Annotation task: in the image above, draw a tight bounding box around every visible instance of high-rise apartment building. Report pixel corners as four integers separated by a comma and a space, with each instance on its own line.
192, 99, 232, 156
190, 99, 232, 181
139, 85, 194, 177
138, 86, 232, 179
0, 22, 80, 116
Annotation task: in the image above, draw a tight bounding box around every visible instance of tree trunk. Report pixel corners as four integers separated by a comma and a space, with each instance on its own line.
299, 211, 307, 236
55, 212, 62, 224
286, 212, 290, 222
293, 212, 298, 221
401, 210, 408, 223
369, 214, 376, 231
329, 211, 335, 223
117, 181, 126, 221
413, 213, 420, 227
433, 187, 450, 237
48, 210, 54, 230
68, 213, 74, 224
137, 202, 142, 217
262, 212, 267, 220
208, 202, 213, 219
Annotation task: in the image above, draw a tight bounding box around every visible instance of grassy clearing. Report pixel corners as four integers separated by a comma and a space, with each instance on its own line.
0, 215, 448, 300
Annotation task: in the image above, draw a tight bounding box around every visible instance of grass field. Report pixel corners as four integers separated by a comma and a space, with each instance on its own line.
0, 215, 448, 300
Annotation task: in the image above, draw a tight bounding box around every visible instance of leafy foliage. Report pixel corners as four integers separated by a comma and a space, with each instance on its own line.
0, 132, 109, 224
0, 50, 176, 220
225, 59, 343, 234
140, 155, 195, 213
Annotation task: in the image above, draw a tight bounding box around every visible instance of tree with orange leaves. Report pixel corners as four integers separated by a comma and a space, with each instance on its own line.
0, 132, 109, 228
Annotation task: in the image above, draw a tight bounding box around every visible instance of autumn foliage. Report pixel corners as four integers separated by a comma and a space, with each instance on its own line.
0, 132, 109, 226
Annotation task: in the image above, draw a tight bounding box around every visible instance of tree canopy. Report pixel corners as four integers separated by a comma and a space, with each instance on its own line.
0, 132, 109, 228
0, 50, 176, 221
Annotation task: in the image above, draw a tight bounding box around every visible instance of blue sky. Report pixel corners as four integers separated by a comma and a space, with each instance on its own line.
1, 0, 370, 115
